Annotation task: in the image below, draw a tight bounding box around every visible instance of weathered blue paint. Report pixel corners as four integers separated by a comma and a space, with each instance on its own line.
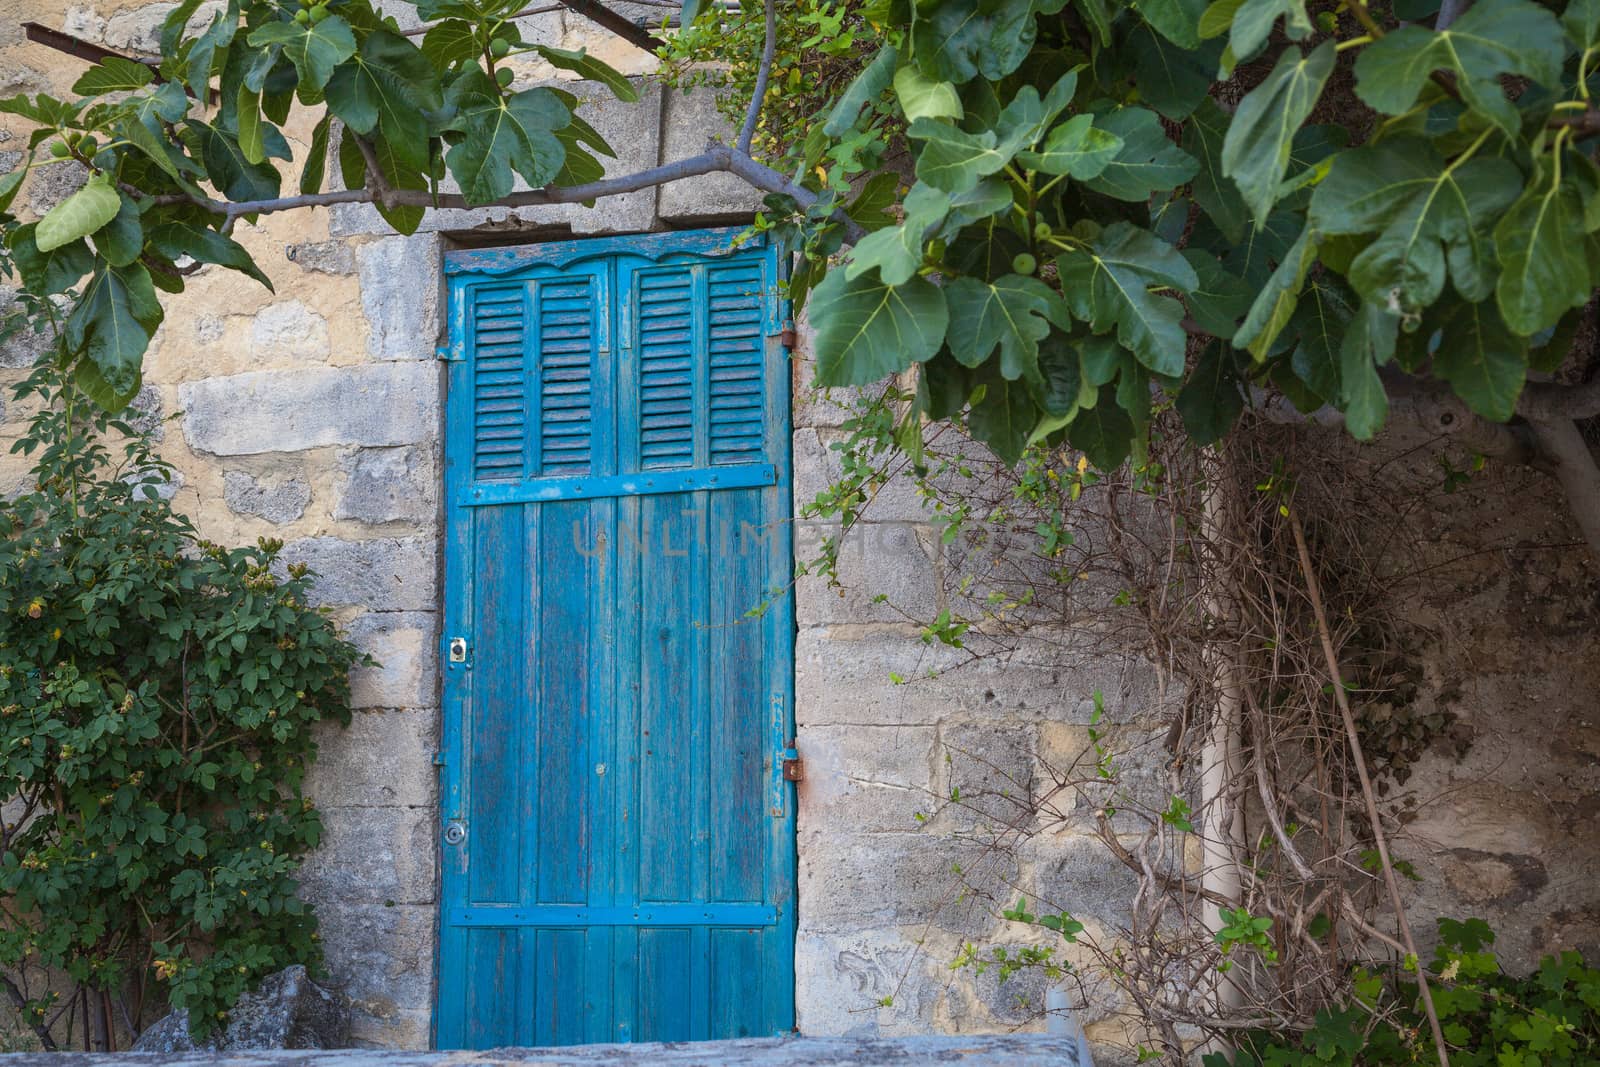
437, 229, 796, 1050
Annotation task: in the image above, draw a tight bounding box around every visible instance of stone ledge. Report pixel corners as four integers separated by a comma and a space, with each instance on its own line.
3, 1035, 1089, 1065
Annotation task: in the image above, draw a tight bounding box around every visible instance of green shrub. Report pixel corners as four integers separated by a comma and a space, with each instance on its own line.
0, 345, 365, 1045
1208, 919, 1600, 1066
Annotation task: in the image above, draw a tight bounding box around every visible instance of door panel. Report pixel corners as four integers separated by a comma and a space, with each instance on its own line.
438, 230, 794, 1049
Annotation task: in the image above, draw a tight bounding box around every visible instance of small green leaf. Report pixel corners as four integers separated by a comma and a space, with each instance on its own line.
1221, 41, 1334, 228
1056, 222, 1196, 377
1354, 0, 1565, 135
247, 15, 356, 91
944, 274, 1063, 380
1183, 98, 1249, 242
300, 114, 331, 195
532, 45, 639, 102
844, 172, 902, 233
1495, 158, 1593, 335
1233, 223, 1319, 360
188, 120, 281, 201
147, 215, 273, 290
1177, 342, 1245, 445
1069, 385, 1135, 470
894, 65, 963, 122
967, 366, 1036, 464
823, 45, 898, 136
1432, 301, 1527, 422
1338, 302, 1396, 439
845, 182, 949, 285
422, 19, 480, 68
810, 269, 949, 386
1134, 26, 1221, 121
1134, 0, 1205, 48
444, 72, 570, 205
36, 179, 123, 253
236, 85, 266, 165
64, 259, 164, 400
909, 117, 1008, 194
1312, 137, 1522, 311
72, 57, 154, 95
911, 0, 1037, 84
325, 30, 443, 172
1229, 0, 1310, 60
1081, 108, 1198, 202
1016, 114, 1122, 179
9, 223, 94, 296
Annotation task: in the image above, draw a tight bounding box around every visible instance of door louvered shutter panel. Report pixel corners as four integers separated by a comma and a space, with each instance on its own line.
628, 254, 770, 473
533, 273, 597, 477
705, 260, 765, 465
470, 284, 528, 481
636, 267, 696, 470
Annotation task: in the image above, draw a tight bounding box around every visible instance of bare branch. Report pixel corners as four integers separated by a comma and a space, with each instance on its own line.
738, 0, 777, 154
1519, 377, 1600, 421
1525, 416, 1600, 558
154, 143, 869, 242
1290, 515, 1451, 1067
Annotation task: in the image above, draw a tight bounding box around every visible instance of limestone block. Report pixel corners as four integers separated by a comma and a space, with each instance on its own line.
299, 806, 436, 906
793, 927, 958, 1037
180, 363, 439, 456
795, 521, 940, 624
311, 898, 435, 1047
345, 610, 439, 709
251, 300, 329, 367
796, 626, 1165, 727
798, 724, 937, 834
0, 289, 54, 368
328, 82, 663, 238
657, 88, 765, 222
223, 470, 311, 524
1021, 834, 1142, 931
307, 709, 436, 809
26, 160, 85, 216
792, 341, 871, 431
285, 240, 356, 275
935, 721, 1039, 832
130, 965, 349, 1052
793, 428, 932, 524
335, 445, 438, 525
359, 233, 442, 362
798, 830, 1014, 936
279, 536, 436, 611
100, 1, 221, 54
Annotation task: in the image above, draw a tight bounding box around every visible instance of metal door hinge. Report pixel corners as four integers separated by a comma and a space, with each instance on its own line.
436, 344, 463, 363
781, 746, 803, 782
777, 325, 798, 350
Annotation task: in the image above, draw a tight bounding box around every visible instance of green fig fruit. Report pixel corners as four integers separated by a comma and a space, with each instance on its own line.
496, 66, 514, 87
1012, 252, 1037, 276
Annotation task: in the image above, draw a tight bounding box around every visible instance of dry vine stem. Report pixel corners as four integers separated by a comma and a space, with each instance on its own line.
1289, 513, 1449, 1067
806, 406, 1493, 1061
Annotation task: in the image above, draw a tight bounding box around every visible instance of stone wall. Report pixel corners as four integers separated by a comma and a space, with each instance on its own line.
1, 2, 1598, 1061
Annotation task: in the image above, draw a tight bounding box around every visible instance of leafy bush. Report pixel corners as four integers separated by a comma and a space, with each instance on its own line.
1207, 919, 1600, 1066
0, 340, 364, 1046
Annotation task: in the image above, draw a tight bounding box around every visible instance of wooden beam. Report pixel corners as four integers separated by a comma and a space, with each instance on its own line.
551, 0, 660, 52
23, 22, 160, 72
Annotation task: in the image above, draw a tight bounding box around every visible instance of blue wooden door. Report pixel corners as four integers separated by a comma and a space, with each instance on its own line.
436, 229, 796, 1048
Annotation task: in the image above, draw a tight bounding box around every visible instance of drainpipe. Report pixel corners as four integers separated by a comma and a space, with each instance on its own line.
1046, 988, 1096, 1067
